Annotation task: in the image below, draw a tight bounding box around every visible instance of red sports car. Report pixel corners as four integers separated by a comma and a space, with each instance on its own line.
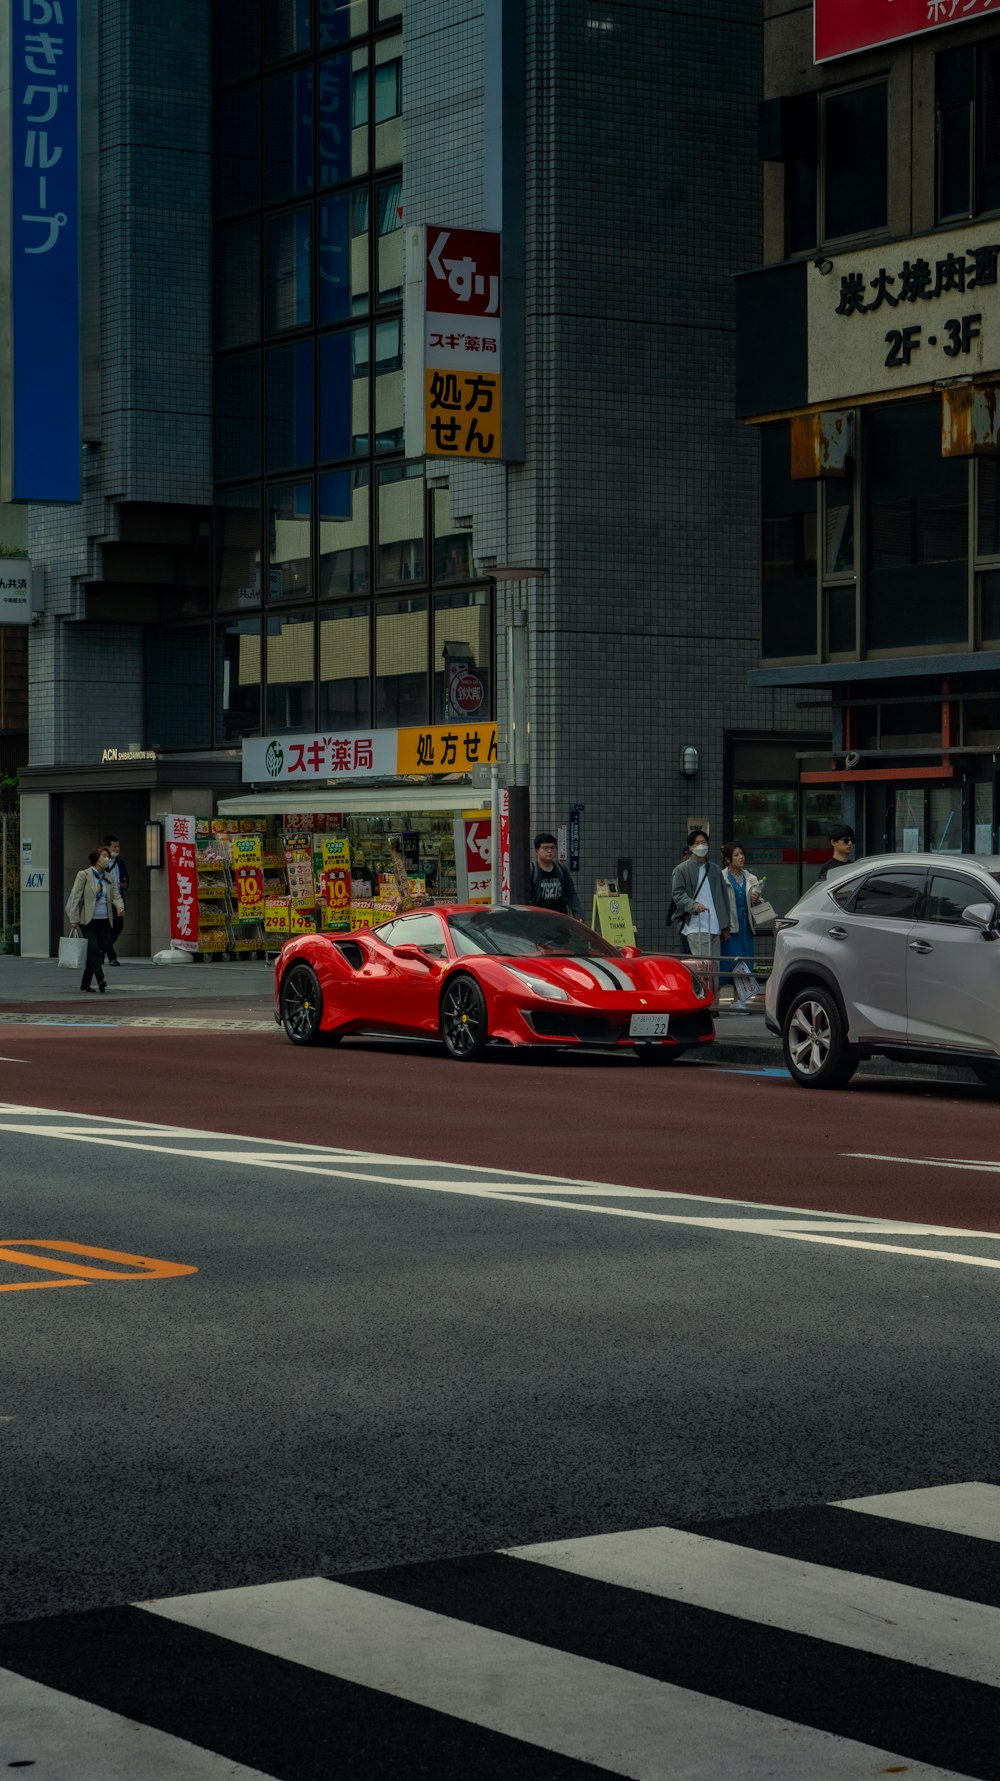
274, 904, 714, 1063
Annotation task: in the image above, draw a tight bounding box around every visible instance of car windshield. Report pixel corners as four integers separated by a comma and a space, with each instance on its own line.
447, 907, 621, 959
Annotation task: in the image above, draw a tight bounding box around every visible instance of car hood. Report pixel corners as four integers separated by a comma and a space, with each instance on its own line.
491, 953, 695, 1000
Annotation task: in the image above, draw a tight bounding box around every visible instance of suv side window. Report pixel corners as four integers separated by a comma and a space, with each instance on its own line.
926, 873, 997, 924
829, 877, 862, 910
851, 870, 925, 920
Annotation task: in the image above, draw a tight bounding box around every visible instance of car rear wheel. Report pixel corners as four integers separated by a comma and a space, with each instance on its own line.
633, 1046, 684, 1066
440, 974, 489, 1061
782, 986, 858, 1090
281, 963, 341, 1047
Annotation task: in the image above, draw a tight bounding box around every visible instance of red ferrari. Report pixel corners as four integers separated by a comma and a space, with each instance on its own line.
274, 904, 714, 1063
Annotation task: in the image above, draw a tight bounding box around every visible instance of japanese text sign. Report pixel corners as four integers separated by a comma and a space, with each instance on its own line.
232, 833, 263, 867
413, 226, 504, 460
816, 0, 997, 62
0, 561, 32, 625
235, 865, 265, 919
244, 724, 498, 783
395, 723, 499, 776
8, 0, 80, 501
164, 815, 199, 952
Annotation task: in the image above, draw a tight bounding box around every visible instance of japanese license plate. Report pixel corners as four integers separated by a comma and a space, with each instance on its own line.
629, 1013, 670, 1038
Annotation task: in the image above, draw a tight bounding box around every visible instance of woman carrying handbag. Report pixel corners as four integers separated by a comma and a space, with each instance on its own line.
65, 846, 125, 994
720, 841, 770, 1008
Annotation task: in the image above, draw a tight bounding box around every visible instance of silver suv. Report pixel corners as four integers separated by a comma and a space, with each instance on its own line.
765, 854, 1000, 1091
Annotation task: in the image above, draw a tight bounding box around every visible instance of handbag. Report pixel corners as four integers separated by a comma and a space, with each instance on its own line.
58, 934, 88, 970
751, 897, 777, 932
733, 959, 762, 1002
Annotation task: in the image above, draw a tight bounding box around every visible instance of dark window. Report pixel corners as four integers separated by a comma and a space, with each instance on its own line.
937, 40, 1000, 221
319, 0, 369, 47
215, 219, 261, 350
824, 85, 888, 240
829, 876, 862, 910
214, 0, 260, 87
265, 68, 314, 204
266, 208, 311, 334
827, 585, 856, 654
265, 609, 315, 731
216, 617, 262, 742
927, 872, 997, 924
146, 627, 211, 750
320, 469, 370, 597
761, 423, 817, 660
320, 601, 371, 726
265, 0, 310, 64
265, 340, 314, 471
980, 569, 1000, 641
864, 400, 968, 651
852, 870, 925, 920
448, 908, 620, 960
983, 42, 1000, 210
215, 355, 261, 483
978, 457, 1000, 558
215, 488, 262, 609
214, 89, 261, 219
319, 327, 369, 460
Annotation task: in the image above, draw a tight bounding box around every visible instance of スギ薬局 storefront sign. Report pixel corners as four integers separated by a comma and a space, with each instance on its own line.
816, 0, 998, 63
243, 723, 498, 784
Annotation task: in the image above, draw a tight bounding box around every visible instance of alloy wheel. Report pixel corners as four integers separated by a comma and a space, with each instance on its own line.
787, 998, 831, 1077
282, 965, 321, 1043
441, 977, 486, 1058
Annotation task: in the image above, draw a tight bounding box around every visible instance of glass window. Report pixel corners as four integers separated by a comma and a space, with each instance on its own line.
377, 463, 425, 586
865, 401, 969, 651
146, 626, 211, 750
377, 180, 403, 303
215, 488, 262, 610
378, 0, 402, 18
761, 423, 817, 660
434, 589, 491, 722
318, 191, 369, 323
319, 601, 371, 726
826, 586, 856, 654
217, 616, 262, 741
937, 47, 974, 220
977, 458, 1000, 559
265, 340, 314, 471
374, 35, 402, 169
432, 488, 474, 584
319, 468, 370, 596
449, 907, 620, 959
823, 85, 887, 240
266, 208, 311, 334
215, 219, 261, 350
319, 326, 369, 460
319, 0, 369, 46
375, 594, 428, 724
975, 779, 995, 852
927, 872, 994, 923
265, 0, 311, 63
851, 870, 925, 920
894, 787, 926, 854
390, 912, 448, 956
823, 477, 854, 576
318, 49, 368, 187
267, 481, 312, 602
929, 784, 963, 853
982, 42, 1000, 212
215, 354, 261, 483
214, 88, 260, 219
265, 68, 314, 204
214, 0, 260, 85
785, 94, 818, 255
266, 610, 315, 731
374, 317, 403, 451
980, 569, 1000, 641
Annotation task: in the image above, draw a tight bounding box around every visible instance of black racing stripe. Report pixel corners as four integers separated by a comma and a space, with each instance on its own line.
677, 1501, 1000, 1611
335, 1552, 1000, 1779
0, 1603, 613, 1781
580, 959, 626, 991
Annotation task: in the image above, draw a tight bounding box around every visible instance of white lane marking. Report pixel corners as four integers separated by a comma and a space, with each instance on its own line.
0, 1057, 28, 1064
836, 1481, 1000, 1544
0, 1666, 274, 1780
509, 1523, 1000, 1688
140, 1578, 963, 1781
3, 1104, 1000, 1268
848, 1151, 1000, 1175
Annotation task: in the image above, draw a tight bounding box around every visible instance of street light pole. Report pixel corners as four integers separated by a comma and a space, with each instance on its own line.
507, 605, 530, 902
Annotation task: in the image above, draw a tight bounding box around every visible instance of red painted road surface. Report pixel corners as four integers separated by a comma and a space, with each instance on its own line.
1, 1022, 998, 1230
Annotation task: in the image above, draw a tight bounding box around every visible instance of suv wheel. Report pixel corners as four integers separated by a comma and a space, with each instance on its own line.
782, 986, 858, 1090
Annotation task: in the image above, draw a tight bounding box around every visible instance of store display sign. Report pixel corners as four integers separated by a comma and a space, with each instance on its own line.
235, 865, 265, 919
264, 897, 290, 936
405, 225, 503, 461
0, 561, 33, 625
395, 722, 498, 776
244, 723, 498, 783
164, 815, 199, 952
815, 0, 996, 62
8, 0, 81, 502
232, 833, 263, 867
445, 661, 488, 720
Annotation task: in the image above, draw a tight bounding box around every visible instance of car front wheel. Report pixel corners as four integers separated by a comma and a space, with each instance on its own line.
782, 985, 858, 1090
440, 974, 490, 1061
281, 963, 341, 1047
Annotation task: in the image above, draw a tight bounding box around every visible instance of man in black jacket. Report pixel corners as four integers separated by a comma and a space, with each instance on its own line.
102, 833, 129, 964
529, 832, 582, 917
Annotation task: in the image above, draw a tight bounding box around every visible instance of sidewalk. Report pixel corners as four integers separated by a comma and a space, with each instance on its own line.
0, 953, 277, 1025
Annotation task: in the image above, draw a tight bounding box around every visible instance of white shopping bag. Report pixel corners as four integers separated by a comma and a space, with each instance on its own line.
58, 934, 88, 970
733, 960, 762, 1003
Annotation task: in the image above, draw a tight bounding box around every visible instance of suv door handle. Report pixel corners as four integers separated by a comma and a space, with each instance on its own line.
909, 940, 933, 954
828, 926, 847, 939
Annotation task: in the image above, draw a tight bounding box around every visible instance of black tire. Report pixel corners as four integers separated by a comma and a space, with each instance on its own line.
280, 962, 341, 1047
633, 1046, 684, 1066
782, 985, 858, 1090
440, 974, 490, 1061
973, 1063, 1000, 1093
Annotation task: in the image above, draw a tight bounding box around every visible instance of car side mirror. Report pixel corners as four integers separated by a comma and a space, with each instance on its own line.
961, 902, 998, 938
393, 943, 440, 968
619, 944, 642, 957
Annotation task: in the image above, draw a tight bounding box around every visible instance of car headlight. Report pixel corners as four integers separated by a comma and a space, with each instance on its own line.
689, 972, 708, 1001
504, 965, 569, 1001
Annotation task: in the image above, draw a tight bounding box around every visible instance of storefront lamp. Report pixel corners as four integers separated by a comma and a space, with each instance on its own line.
680, 746, 699, 777
144, 820, 164, 869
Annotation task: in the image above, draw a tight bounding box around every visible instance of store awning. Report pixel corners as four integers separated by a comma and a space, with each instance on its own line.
216, 784, 490, 816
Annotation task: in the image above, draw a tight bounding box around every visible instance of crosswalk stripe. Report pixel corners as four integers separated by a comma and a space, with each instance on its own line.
507, 1524, 1000, 1688
0, 1664, 273, 1780
140, 1576, 968, 1781
836, 1480, 1000, 1543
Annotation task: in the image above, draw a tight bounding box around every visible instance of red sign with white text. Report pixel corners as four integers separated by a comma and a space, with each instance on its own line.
816, 0, 998, 62
164, 815, 199, 951
426, 228, 501, 319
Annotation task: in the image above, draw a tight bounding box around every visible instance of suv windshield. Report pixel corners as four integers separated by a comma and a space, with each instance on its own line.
448, 907, 620, 959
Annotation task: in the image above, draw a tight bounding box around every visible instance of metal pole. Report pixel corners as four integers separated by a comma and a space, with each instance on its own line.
1, 812, 7, 939
507, 604, 530, 902
489, 762, 500, 903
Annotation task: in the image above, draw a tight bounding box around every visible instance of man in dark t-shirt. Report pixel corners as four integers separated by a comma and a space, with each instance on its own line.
817, 824, 855, 881
529, 832, 583, 917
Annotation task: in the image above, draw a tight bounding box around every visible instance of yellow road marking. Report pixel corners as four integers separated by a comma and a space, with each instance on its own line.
0, 1240, 197, 1293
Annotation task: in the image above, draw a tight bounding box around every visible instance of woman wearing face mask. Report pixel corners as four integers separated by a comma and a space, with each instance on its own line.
66, 846, 125, 994
720, 840, 764, 1008
670, 831, 735, 981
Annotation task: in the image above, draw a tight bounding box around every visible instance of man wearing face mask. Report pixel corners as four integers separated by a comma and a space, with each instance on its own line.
66, 846, 125, 994
670, 830, 735, 971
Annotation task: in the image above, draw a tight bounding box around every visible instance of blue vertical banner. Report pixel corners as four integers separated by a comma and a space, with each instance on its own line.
10, 0, 80, 501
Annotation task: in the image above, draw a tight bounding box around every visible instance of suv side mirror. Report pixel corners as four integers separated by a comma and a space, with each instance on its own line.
961, 902, 998, 938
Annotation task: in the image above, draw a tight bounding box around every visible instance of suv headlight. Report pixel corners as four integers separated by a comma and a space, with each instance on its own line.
504, 965, 569, 1001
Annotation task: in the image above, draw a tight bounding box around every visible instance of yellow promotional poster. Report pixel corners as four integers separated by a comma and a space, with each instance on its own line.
289, 904, 317, 936
591, 890, 636, 949
235, 865, 265, 918
349, 902, 380, 930
425, 370, 501, 460
318, 837, 351, 870
396, 722, 498, 776
264, 898, 291, 936
284, 845, 315, 906
232, 834, 263, 867
320, 868, 351, 912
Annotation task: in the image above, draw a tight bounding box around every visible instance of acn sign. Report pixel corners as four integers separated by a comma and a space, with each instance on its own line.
816, 0, 998, 64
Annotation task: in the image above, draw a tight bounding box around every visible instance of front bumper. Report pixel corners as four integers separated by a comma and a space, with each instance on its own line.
518, 1007, 715, 1047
